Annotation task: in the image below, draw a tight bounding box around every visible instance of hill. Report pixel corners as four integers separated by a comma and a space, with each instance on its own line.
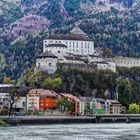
0, 0, 140, 81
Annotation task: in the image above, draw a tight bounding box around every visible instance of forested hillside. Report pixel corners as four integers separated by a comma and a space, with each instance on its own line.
0, 0, 140, 81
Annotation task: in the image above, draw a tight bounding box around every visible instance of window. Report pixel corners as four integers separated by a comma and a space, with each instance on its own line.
58, 50, 60, 53
38, 63, 40, 68
49, 63, 52, 66
22, 102, 25, 107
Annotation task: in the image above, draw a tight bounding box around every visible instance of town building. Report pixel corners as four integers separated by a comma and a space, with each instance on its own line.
107, 100, 121, 114
13, 96, 26, 113
62, 93, 81, 115
39, 90, 58, 110
0, 92, 9, 114
95, 98, 109, 114
27, 89, 40, 112
79, 97, 96, 115
0, 84, 14, 114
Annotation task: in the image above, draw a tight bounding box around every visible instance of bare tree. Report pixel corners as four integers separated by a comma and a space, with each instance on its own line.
7, 87, 20, 116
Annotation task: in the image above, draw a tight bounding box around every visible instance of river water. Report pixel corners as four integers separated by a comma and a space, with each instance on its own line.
0, 123, 140, 140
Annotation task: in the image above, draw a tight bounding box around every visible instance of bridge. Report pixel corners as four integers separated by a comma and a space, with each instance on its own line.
1, 114, 140, 125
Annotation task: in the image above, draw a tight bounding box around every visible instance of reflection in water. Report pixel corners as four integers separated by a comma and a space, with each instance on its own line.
0, 123, 140, 140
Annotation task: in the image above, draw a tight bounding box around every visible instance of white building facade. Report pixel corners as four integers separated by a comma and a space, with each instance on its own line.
43, 26, 94, 56
114, 57, 140, 68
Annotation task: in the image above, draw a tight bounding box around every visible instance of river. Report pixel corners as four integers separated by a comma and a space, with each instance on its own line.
0, 123, 140, 140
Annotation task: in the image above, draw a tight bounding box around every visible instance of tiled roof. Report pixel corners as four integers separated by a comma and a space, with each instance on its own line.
79, 97, 94, 102
62, 93, 81, 102
37, 51, 57, 58
107, 100, 121, 105
28, 89, 58, 97
40, 90, 58, 97
28, 89, 43, 95
46, 34, 91, 41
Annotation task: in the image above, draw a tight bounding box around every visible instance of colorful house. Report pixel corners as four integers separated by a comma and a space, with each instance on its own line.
79, 97, 96, 115
39, 90, 58, 110
27, 89, 41, 111
62, 93, 81, 115
107, 100, 121, 114
95, 98, 109, 114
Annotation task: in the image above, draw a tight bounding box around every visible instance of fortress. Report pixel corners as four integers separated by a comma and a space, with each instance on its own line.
36, 26, 140, 74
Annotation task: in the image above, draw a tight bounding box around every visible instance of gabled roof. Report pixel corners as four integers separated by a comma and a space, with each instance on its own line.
40, 90, 58, 97
28, 88, 43, 95
28, 89, 58, 97
79, 97, 95, 102
62, 93, 81, 102
107, 100, 121, 105
70, 26, 87, 36
96, 98, 106, 103
37, 51, 57, 59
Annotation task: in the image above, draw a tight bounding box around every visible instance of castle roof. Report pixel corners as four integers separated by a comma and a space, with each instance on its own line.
46, 34, 91, 41
70, 26, 87, 36
46, 26, 91, 41
64, 56, 85, 62
46, 43, 67, 48
37, 51, 57, 59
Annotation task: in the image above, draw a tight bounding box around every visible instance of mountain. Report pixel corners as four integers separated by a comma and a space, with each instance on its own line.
0, 0, 140, 82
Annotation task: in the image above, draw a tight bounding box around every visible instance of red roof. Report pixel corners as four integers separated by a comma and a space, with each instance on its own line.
28, 89, 58, 97
62, 93, 81, 102
40, 90, 58, 97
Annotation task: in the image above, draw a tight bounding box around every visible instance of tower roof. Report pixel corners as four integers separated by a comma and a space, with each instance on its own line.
70, 26, 87, 36
37, 51, 57, 59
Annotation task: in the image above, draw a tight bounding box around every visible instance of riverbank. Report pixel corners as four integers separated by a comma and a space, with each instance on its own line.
1, 114, 140, 125
0, 119, 8, 126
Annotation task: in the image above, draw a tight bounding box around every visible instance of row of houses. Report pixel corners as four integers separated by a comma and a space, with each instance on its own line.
0, 86, 125, 115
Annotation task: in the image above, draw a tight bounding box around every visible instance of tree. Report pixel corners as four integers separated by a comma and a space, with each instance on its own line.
118, 78, 132, 108
3, 77, 13, 84
57, 97, 73, 112
7, 87, 21, 116
53, 77, 62, 91
128, 103, 139, 114
43, 77, 54, 89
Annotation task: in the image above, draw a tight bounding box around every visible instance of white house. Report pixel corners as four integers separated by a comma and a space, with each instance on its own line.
13, 97, 26, 113
0, 92, 9, 112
